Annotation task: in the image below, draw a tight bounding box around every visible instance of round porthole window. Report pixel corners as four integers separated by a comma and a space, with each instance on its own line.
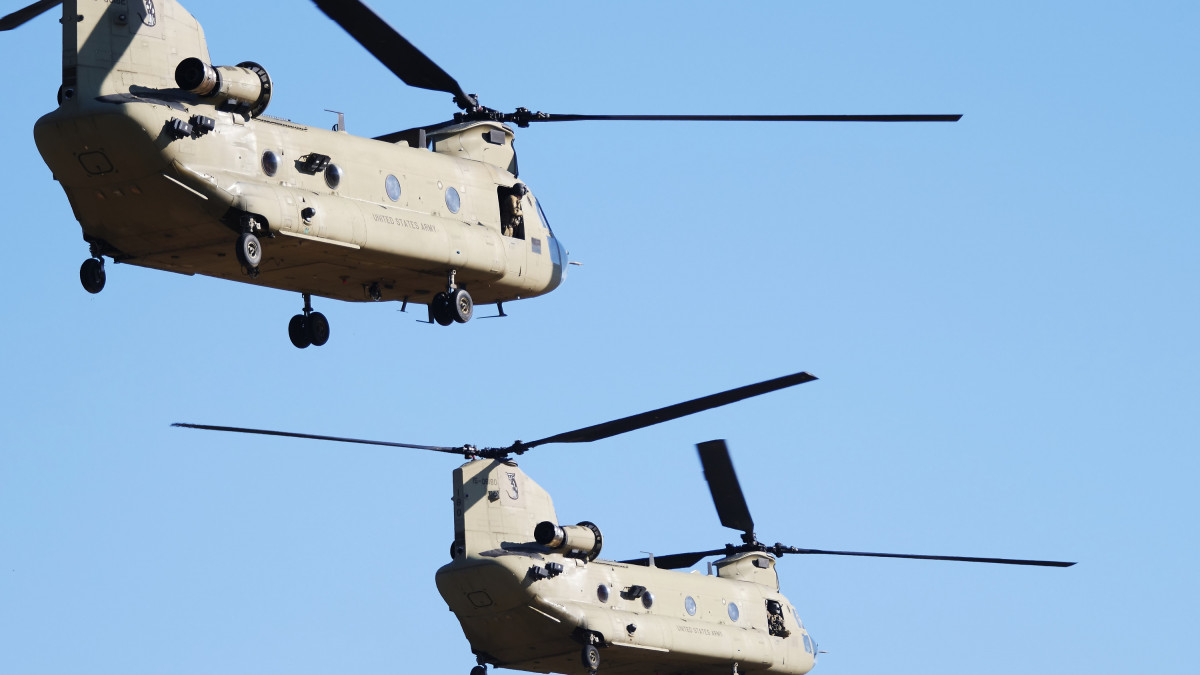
728, 602, 740, 622
324, 163, 343, 189
385, 174, 401, 201
685, 596, 697, 616
597, 585, 609, 603
642, 591, 654, 609
261, 150, 279, 177
445, 186, 461, 213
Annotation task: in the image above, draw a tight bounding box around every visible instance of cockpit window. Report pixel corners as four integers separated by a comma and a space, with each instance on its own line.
533, 195, 553, 236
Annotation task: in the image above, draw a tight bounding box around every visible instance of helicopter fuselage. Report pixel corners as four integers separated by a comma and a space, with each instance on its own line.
436, 459, 818, 675
31, 0, 566, 310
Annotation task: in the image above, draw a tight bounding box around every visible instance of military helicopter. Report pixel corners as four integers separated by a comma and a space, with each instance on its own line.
1, 0, 960, 348
176, 371, 1073, 675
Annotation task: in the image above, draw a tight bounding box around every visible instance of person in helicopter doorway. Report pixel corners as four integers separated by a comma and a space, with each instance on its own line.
766, 599, 791, 638
500, 183, 527, 239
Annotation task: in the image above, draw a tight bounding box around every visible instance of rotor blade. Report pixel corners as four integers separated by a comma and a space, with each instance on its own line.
780, 546, 1076, 567
516, 113, 962, 124
172, 423, 466, 455
520, 371, 817, 450
312, 0, 474, 106
698, 440, 755, 536
0, 0, 60, 31
621, 549, 728, 569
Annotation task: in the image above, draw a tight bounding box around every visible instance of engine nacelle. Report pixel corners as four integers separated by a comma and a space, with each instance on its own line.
534, 520, 603, 561
175, 58, 273, 118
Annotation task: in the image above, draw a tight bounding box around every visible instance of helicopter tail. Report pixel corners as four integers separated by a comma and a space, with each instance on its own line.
52, 0, 210, 103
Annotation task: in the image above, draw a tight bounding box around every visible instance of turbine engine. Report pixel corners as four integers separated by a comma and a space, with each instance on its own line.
175, 58, 273, 118
534, 521, 603, 561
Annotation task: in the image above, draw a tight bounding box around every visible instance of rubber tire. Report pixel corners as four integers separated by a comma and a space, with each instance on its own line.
470, 667, 486, 675
80, 258, 105, 294
451, 288, 473, 323
307, 311, 330, 347
288, 314, 311, 349
581, 644, 600, 673
237, 232, 263, 268
432, 292, 454, 326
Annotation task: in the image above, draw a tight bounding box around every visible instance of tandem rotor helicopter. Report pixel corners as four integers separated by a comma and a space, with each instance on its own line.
177, 371, 1073, 675
1, 0, 959, 348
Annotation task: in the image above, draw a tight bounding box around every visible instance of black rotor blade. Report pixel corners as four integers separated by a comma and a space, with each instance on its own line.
312, 0, 474, 107
780, 546, 1075, 567
520, 371, 817, 450
517, 113, 962, 124
0, 0, 60, 31
698, 440, 755, 536
172, 423, 466, 455
621, 549, 727, 569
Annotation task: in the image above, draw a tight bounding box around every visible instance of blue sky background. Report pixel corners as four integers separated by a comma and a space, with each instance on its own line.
1, 1, 1197, 674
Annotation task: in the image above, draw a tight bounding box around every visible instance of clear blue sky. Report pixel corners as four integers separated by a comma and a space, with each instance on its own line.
2, 1, 1196, 674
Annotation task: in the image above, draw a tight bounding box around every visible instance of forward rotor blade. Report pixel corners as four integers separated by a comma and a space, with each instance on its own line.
0, 0, 60, 31
312, 0, 474, 106
780, 546, 1076, 567
621, 549, 727, 569
172, 423, 466, 455
516, 113, 962, 124
698, 440, 755, 536
521, 371, 817, 450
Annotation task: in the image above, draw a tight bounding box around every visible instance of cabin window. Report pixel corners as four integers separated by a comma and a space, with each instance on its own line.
727, 602, 740, 622
597, 585, 609, 603
684, 596, 697, 616
325, 164, 343, 189
445, 186, 461, 213
261, 150, 279, 177
385, 175, 401, 201
803, 634, 813, 654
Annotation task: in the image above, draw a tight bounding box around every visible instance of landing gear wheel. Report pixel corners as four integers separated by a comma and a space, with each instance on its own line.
80, 258, 105, 294
470, 667, 486, 675
236, 232, 263, 269
451, 288, 473, 323
288, 314, 311, 349
432, 292, 454, 326
307, 311, 330, 347
581, 644, 600, 674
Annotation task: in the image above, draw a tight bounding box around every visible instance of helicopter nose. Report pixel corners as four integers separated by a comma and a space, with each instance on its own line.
546, 235, 568, 291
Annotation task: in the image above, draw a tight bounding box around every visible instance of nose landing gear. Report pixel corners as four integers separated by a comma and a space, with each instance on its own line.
288, 293, 330, 349
429, 270, 473, 326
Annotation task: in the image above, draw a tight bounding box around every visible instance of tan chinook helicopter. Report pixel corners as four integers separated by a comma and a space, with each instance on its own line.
177, 371, 1074, 675
1, 0, 960, 348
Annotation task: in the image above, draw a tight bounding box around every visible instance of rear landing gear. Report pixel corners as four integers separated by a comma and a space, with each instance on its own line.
80, 257, 105, 294
237, 216, 266, 278
581, 644, 600, 675
288, 293, 330, 349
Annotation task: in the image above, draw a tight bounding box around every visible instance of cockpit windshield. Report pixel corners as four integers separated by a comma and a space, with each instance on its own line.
533, 195, 553, 236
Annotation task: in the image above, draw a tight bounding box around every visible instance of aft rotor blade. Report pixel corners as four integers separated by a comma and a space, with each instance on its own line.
781, 546, 1076, 567
698, 440, 755, 536
312, 0, 474, 107
521, 371, 818, 450
172, 423, 466, 455
621, 549, 727, 569
516, 113, 962, 124
0, 0, 60, 31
